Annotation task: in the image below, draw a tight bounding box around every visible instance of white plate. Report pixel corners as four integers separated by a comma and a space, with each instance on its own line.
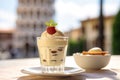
21, 67, 83, 77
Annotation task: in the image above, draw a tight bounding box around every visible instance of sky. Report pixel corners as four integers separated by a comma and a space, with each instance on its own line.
0, 0, 119, 32
0, 0, 17, 30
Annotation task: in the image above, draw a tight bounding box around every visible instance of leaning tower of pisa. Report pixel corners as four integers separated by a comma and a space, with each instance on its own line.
14, 0, 55, 57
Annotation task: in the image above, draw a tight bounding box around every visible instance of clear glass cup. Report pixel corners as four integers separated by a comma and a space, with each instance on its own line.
37, 37, 68, 73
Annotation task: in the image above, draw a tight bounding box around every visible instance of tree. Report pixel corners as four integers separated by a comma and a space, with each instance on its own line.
112, 10, 120, 55
67, 38, 86, 56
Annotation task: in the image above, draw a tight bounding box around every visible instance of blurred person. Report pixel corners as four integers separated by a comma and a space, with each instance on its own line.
0, 49, 11, 60
8, 45, 16, 58
8, 45, 23, 59
24, 43, 29, 58
12, 48, 23, 58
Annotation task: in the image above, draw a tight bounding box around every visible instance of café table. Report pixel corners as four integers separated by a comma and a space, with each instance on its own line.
0, 56, 120, 80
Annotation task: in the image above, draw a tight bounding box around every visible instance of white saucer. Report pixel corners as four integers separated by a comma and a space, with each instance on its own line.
21, 67, 83, 76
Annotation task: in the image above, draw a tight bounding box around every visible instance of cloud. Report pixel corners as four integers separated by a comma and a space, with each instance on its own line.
55, 0, 119, 32
0, 9, 17, 30
104, 3, 120, 15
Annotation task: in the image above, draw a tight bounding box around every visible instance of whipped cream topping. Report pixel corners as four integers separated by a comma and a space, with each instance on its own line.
41, 30, 64, 40
88, 47, 102, 52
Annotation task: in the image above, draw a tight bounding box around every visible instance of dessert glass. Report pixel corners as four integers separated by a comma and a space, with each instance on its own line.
37, 37, 68, 73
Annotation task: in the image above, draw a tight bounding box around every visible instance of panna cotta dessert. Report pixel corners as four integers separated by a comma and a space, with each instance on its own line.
37, 20, 68, 73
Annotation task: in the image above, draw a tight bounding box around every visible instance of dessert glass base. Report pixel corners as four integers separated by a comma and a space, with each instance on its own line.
21, 66, 83, 76
41, 64, 64, 73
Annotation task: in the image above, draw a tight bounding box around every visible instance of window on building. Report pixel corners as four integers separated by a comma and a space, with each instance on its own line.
36, 0, 40, 5
19, 0, 21, 3
93, 24, 98, 31
35, 24, 39, 32
44, 12, 47, 17
41, 23, 44, 28
18, 36, 22, 41
32, 36, 35, 41
17, 11, 20, 18
33, 24, 36, 31
30, 11, 33, 18
20, 0, 23, 3
41, 0, 43, 4
43, 11, 48, 18
23, 11, 26, 18
26, 23, 29, 27
18, 24, 23, 31
48, 0, 51, 4
37, 11, 40, 18
40, 23, 45, 31
21, 12, 24, 18
21, 11, 25, 18
34, 0, 36, 4
25, 36, 28, 41
23, 24, 26, 31
18, 24, 21, 28
81, 26, 85, 34
27, 0, 29, 4
21, 0, 25, 4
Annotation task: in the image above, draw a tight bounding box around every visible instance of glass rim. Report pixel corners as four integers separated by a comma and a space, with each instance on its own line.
37, 36, 69, 39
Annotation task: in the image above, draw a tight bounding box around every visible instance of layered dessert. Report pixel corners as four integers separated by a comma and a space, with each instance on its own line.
82, 47, 107, 55
37, 20, 68, 67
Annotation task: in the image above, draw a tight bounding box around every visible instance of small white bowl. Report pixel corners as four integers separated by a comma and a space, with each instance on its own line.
73, 53, 111, 70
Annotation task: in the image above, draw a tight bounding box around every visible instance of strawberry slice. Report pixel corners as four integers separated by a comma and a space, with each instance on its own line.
47, 27, 56, 35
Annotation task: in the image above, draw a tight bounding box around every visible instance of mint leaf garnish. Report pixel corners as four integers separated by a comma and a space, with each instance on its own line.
45, 20, 57, 27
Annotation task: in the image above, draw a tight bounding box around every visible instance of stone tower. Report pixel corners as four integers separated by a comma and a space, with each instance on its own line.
14, 0, 55, 57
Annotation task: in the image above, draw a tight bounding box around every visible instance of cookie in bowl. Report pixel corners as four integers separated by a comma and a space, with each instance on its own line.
82, 47, 108, 55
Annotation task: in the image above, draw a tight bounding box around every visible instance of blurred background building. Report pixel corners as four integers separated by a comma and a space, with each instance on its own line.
81, 15, 114, 53
13, 0, 55, 58
0, 30, 14, 60
67, 15, 115, 55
